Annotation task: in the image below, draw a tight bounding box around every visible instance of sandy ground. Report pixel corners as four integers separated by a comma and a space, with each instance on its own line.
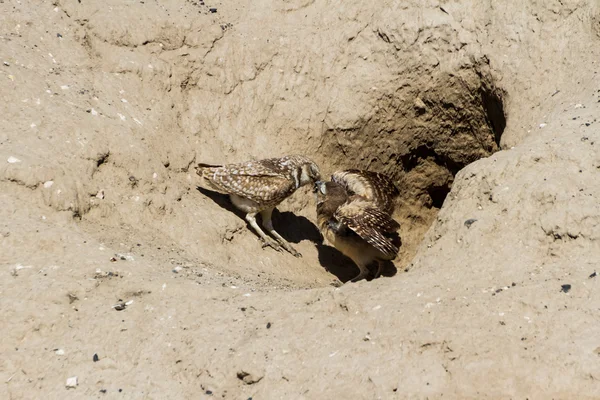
1, 0, 600, 398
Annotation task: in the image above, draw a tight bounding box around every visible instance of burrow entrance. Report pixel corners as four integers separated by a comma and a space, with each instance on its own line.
315, 64, 506, 273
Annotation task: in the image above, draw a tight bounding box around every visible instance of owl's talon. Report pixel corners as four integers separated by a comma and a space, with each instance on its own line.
287, 247, 302, 258
261, 239, 283, 252
330, 279, 343, 288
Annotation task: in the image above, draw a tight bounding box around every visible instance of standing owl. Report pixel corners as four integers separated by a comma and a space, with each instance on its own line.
315, 170, 401, 282
196, 155, 321, 257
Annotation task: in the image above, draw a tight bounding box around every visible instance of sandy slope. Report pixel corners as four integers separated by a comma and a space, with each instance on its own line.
1, 0, 600, 398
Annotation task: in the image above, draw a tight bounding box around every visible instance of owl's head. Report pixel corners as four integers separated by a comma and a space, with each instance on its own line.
295, 158, 321, 188
314, 181, 347, 205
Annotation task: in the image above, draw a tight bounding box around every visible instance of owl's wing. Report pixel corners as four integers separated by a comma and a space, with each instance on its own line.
333, 199, 400, 258
197, 161, 296, 203
331, 170, 399, 213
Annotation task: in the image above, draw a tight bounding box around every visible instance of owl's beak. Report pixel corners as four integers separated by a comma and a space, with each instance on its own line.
312, 181, 322, 193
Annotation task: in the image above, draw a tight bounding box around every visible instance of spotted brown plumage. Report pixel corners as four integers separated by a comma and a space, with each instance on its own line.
315, 170, 401, 283
196, 155, 321, 257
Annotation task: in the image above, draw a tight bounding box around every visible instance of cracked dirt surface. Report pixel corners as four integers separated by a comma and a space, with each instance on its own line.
1, 0, 600, 398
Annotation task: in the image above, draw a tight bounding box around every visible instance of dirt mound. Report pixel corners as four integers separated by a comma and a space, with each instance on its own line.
1, 0, 600, 398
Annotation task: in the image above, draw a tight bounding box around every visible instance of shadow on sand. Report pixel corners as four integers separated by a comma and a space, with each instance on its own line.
196, 186, 397, 283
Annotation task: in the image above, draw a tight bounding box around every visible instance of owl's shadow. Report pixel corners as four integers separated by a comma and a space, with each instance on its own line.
196, 187, 320, 244
196, 187, 397, 283
315, 245, 398, 283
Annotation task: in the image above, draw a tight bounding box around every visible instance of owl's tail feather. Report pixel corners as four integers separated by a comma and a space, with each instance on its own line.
195, 163, 229, 194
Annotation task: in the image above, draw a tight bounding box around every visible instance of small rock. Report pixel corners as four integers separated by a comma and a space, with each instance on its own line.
539, 123, 547, 128
414, 97, 427, 114
589, 271, 597, 279
560, 284, 571, 293
65, 376, 78, 389
464, 218, 477, 228
574, 103, 583, 108
113, 301, 127, 311
100, 389, 107, 393
96, 189, 105, 199
55, 349, 65, 355
57, 33, 63, 38
3, 61, 9, 66
266, 322, 271, 329
237, 370, 264, 385
7, 156, 21, 163
43, 181, 54, 188
93, 353, 99, 362
206, 390, 213, 395
209, 8, 217, 13
172, 266, 183, 273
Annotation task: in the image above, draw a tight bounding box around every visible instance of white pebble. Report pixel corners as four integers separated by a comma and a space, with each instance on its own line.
574, 103, 583, 109
60, 85, 69, 90
539, 123, 546, 128
30, 123, 36, 128
152, 172, 158, 179
55, 349, 65, 355
121, 98, 128, 103
43, 181, 54, 188
125, 300, 134, 306
118, 113, 126, 121
7, 156, 21, 163
65, 376, 77, 388
90, 108, 98, 116
172, 266, 183, 273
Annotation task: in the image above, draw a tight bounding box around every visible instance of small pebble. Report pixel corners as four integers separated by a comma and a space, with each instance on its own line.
93, 353, 99, 362
172, 266, 183, 273
589, 271, 597, 279
266, 322, 272, 329
209, 8, 217, 13
65, 376, 78, 389
560, 284, 571, 293
206, 390, 213, 395
55, 348, 65, 355
7, 156, 21, 163
3, 61, 9, 66
464, 218, 477, 228
57, 33, 63, 38
43, 181, 54, 188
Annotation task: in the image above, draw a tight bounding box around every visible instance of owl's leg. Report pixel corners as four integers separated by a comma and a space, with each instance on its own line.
348, 263, 369, 283
260, 208, 302, 258
374, 260, 385, 279
245, 212, 283, 253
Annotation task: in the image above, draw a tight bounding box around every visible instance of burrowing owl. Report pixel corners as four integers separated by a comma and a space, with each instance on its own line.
196, 155, 321, 257
315, 170, 401, 282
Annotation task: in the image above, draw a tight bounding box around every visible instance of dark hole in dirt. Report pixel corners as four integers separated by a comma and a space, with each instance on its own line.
480, 86, 507, 146
317, 65, 506, 272
427, 184, 451, 209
